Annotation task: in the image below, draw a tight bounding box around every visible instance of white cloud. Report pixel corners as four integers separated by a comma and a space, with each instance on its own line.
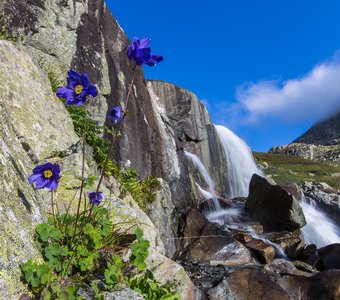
234, 56, 340, 125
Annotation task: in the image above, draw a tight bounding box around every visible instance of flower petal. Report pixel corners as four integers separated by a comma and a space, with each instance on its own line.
28, 173, 41, 184
86, 85, 98, 97
32, 162, 53, 173
45, 179, 58, 191
80, 73, 90, 88
146, 54, 164, 66
56, 87, 71, 99
35, 176, 49, 189
134, 48, 151, 65
139, 38, 151, 48
67, 70, 82, 88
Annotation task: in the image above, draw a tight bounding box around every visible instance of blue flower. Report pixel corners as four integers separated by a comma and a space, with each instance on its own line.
88, 192, 103, 205
28, 162, 61, 190
108, 106, 123, 124
127, 37, 163, 66
56, 70, 98, 106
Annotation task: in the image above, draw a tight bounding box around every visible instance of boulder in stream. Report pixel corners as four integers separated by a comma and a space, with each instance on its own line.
246, 174, 306, 231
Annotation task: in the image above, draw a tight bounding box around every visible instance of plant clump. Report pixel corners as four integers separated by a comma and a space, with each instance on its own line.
21, 45, 179, 299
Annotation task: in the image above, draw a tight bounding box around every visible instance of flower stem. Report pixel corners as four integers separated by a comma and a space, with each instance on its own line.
123, 67, 136, 117
51, 191, 55, 221
71, 110, 87, 242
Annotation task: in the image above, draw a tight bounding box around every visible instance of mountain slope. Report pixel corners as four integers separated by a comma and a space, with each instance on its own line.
293, 111, 340, 145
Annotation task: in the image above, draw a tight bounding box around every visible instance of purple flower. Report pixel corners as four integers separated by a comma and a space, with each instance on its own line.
56, 70, 98, 106
88, 192, 103, 205
28, 162, 61, 191
127, 37, 163, 66
108, 106, 123, 124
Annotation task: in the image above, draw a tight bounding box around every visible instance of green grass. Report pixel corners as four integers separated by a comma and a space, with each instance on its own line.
253, 152, 340, 190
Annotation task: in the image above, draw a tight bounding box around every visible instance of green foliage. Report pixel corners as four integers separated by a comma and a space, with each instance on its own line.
21, 260, 53, 292
21, 210, 179, 299
130, 227, 150, 271
119, 169, 160, 210
128, 270, 180, 300
254, 152, 340, 189
38, 59, 64, 93
22, 62, 178, 299
63, 101, 161, 210
104, 256, 123, 287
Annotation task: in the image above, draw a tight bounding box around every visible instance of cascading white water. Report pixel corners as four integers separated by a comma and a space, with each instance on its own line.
301, 195, 340, 248
195, 183, 214, 200
215, 125, 263, 198
184, 151, 221, 211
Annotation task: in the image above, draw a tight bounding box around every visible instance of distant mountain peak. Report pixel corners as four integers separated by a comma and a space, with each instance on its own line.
293, 111, 340, 146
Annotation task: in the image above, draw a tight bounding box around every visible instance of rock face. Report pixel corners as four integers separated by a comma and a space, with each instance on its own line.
293, 111, 340, 146
246, 174, 306, 231
0, 40, 78, 297
147, 81, 228, 196
0, 1, 215, 297
0, 0, 232, 259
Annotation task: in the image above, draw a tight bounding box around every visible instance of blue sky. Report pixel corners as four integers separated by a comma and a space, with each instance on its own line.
106, 0, 340, 151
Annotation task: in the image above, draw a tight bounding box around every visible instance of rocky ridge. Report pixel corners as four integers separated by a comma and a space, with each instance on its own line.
268, 111, 340, 162
269, 143, 340, 162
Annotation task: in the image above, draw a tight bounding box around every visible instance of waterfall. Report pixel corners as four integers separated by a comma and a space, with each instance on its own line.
215, 125, 263, 198
301, 195, 340, 248
184, 151, 221, 211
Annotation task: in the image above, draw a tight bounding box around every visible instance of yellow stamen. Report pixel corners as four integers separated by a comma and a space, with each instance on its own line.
44, 170, 53, 179
74, 84, 84, 95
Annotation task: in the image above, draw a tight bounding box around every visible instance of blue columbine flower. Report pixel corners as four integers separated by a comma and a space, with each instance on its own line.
56, 70, 98, 106
28, 162, 61, 190
88, 192, 103, 205
108, 106, 123, 124
127, 37, 163, 66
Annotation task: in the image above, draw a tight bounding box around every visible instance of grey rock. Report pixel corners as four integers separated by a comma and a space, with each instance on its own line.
244, 238, 276, 264
302, 182, 340, 220
146, 179, 177, 258
269, 143, 316, 160
0, 41, 79, 161
264, 259, 313, 277
275, 269, 340, 300
293, 260, 318, 274
147, 80, 229, 199
317, 243, 340, 270
103, 289, 145, 300
210, 268, 293, 300
180, 210, 254, 266
276, 275, 310, 300
246, 174, 306, 231
307, 269, 340, 299
206, 279, 229, 300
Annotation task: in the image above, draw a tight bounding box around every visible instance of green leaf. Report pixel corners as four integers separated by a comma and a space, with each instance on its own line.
50, 228, 63, 241
134, 227, 143, 240
47, 217, 55, 225
36, 224, 52, 242
86, 175, 97, 187
104, 256, 123, 286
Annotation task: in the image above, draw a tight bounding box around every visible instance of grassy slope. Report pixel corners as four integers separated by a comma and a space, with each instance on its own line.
253, 152, 340, 190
